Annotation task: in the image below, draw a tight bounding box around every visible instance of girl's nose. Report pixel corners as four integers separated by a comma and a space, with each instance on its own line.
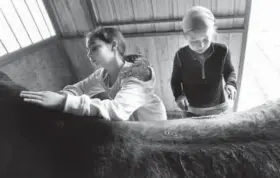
198, 41, 204, 48
87, 51, 92, 59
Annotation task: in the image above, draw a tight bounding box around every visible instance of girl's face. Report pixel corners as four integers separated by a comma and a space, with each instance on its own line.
87, 39, 116, 68
184, 28, 214, 54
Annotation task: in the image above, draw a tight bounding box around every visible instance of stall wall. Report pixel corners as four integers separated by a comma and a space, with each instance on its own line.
62, 39, 94, 80
61, 32, 243, 111
0, 39, 76, 91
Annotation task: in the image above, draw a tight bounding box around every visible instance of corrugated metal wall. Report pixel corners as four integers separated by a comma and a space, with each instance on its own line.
48, 0, 246, 35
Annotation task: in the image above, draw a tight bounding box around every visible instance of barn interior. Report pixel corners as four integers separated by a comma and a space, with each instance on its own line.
0, 0, 279, 118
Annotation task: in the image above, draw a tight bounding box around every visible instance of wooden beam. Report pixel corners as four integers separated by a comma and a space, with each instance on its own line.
124, 28, 244, 38
0, 36, 59, 67
42, 0, 61, 36
97, 15, 245, 27
234, 0, 253, 112
61, 27, 245, 39
85, 0, 98, 28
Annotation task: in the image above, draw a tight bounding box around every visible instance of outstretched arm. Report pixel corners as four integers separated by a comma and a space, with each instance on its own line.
20, 78, 148, 121
64, 77, 148, 121
19, 69, 105, 111
60, 69, 104, 96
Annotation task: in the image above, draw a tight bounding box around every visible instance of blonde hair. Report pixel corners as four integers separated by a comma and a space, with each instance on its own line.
182, 6, 216, 34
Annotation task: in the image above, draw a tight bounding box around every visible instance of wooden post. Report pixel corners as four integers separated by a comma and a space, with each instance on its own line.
233, 0, 253, 111
42, 0, 62, 36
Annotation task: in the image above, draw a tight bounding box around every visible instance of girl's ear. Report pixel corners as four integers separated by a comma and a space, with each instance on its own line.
212, 28, 217, 41
111, 40, 118, 51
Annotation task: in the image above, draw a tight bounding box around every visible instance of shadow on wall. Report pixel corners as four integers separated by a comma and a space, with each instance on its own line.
0, 71, 12, 82
0, 40, 76, 91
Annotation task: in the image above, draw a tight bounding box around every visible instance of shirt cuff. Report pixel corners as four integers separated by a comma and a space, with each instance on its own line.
60, 90, 78, 96
64, 94, 86, 116
63, 94, 110, 119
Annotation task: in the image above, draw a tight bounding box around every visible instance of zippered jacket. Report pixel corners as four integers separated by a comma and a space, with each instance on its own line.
171, 43, 237, 108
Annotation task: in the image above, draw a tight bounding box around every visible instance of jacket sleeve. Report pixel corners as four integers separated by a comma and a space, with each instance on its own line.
63, 77, 147, 121
171, 52, 183, 101
60, 69, 104, 96
223, 48, 237, 89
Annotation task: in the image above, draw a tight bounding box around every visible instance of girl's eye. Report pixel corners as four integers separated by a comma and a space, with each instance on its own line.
203, 38, 209, 43
91, 46, 98, 51
189, 37, 208, 45
88, 46, 100, 53
88, 45, 100, 52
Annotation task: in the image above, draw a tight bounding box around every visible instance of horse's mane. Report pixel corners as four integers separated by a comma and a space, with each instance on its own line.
0, 71, 13, 81
2, 75, 280, 146
0, 71, 27, 100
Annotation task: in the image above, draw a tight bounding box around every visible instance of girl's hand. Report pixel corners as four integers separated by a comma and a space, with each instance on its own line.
20, 91, 66, 110
176, 95, 189, 111
225, 84, 237, 100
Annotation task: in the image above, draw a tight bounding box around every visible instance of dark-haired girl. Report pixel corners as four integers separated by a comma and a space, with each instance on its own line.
20, 27, 167, 121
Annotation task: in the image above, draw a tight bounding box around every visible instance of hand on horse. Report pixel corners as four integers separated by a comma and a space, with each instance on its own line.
176, 95, 189, 111
20, 91, 66, 110
225, 84, 237, 100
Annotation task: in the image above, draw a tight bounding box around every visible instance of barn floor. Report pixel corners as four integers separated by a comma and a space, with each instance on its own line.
237, 0, 280, 111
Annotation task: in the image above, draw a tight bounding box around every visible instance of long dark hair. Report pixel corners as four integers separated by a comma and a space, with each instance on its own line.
86, 27, 126, 57
86, 28, 150, 66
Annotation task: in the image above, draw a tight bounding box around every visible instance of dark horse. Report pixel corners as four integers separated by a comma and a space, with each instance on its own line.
1, 72, 280, 178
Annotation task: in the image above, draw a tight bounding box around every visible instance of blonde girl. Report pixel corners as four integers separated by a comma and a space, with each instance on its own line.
171, 6, 237, 117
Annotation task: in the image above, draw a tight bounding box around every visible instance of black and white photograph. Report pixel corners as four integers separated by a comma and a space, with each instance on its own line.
1, 0, 280, 177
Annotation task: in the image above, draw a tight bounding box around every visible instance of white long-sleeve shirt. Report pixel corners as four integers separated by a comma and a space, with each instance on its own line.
60, 61, 167, 121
